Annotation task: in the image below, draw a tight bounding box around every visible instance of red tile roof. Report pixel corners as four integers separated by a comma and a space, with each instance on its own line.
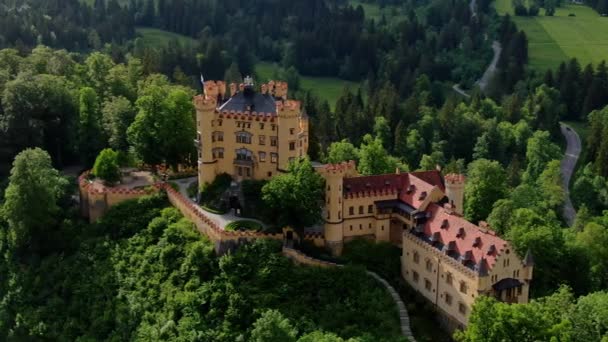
398, 173, 438, 209
411, 170, 445, 192
423, 203, 508, 271
341, 169, 509, 272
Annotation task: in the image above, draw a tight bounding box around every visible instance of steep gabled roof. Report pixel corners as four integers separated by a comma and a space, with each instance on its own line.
422, 203, 508, 272
410, 170, 445, 192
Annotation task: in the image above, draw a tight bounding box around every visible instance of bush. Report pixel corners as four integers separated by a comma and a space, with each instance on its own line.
92, 148, 120, 184
241, 179, 271, 221
528, 5, 540, 16
514, 4, 528, 15
199, 173, 232, 212
187, 181, 198, 198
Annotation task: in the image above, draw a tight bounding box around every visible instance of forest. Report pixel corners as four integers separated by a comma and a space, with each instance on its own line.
0, 0, 608, 340
0, 177, 405, 341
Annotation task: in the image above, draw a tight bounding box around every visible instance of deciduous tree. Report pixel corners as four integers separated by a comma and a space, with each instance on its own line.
2, 148, 68, 255
261, 158, 324, 235
464, 159, 507, 223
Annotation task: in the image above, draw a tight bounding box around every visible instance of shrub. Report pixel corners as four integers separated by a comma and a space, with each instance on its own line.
199, 173, 232, 211
92, 148, 121, 184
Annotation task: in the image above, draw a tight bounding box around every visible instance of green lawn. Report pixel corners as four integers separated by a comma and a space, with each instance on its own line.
135, 27, 197, 48
495, 1, 608, 70
255, 62, 360, 110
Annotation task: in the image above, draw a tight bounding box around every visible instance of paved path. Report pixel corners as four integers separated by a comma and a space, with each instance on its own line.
173, 177, 266, 229
560, 123, 582, 226
452, 84, 471, 98
476, 41, 501, 92
367, 271, 417, 342
453, 41, 501, 97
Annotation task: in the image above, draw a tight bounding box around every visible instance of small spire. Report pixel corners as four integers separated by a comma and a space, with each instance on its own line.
524, 249, 534, 266
200, 74, 205, 96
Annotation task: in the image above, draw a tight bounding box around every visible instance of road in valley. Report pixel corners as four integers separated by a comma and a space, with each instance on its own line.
559, 123, 582, 226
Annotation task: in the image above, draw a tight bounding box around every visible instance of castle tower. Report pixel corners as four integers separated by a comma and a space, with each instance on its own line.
444, 174, 466, 216
195, 81, 224, 186
275, 82, 300, 170
317, 161, 358, 255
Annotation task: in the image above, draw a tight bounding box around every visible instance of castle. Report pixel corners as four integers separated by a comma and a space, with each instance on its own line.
194, 77, 309, 185
316, 161, 533, 330
194, 79, 532, 330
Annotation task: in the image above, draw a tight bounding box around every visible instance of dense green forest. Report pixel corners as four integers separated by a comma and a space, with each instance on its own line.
1, 0, 608, 340
0, 179, 405, 341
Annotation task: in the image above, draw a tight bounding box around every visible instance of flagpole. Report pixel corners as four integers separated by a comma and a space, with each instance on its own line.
200, 74, 205, 97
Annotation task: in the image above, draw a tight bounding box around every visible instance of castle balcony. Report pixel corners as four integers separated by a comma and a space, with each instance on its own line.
194, 139, 201, 149
233, 158, 254, 167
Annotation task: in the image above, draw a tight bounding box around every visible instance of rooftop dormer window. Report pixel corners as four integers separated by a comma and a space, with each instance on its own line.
456, 227, 465, 238
419, 191, 427, 200
407, 184, 415, 194
487, 244, 496, 255
473, 237, 482, 248
441, 219, 449, 229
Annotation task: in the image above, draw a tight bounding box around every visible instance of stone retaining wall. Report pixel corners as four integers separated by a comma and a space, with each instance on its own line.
79, 171, 161, 222
281, 247, 343, 268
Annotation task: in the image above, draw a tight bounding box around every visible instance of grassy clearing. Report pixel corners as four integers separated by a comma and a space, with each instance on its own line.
494, 1, 608, 70
255, 62, 360, 110
135, 27, 197, 48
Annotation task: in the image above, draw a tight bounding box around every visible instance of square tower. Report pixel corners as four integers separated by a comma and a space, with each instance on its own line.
194, 78, 309, 185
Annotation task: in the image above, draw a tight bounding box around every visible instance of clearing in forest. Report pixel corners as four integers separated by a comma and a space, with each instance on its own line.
255, 62, 360, 110
495, 1, 608, 70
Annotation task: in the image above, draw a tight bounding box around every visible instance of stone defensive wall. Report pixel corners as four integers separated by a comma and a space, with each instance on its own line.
281, 246, 343, 268
79, 170, 326, 254
165, 184, 325, 253
165, 184, 284, 254
79, 171, 161, 222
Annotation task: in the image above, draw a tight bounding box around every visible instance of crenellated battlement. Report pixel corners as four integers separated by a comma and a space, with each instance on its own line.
193, 94, 216, 111
215, 109, 277, 122
445, 173, 466, 185
344, 188, 397, 199
318, 160, 358, 177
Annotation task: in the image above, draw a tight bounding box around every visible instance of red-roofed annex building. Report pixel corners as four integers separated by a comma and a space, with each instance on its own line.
316, 161, 534, 329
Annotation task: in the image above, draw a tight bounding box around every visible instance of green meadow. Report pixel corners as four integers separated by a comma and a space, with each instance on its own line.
255, 62, 360, 110
495, 0, 608, 70
135, 27, 196, 48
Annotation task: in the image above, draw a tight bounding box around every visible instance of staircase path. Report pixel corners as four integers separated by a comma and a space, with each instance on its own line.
283, 247, 416, 341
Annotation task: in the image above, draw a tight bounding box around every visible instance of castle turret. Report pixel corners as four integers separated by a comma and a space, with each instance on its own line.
195, 81, 221, 186
276, 99, 301, 170
444, 174, 466, 216
316, 161, 358, 255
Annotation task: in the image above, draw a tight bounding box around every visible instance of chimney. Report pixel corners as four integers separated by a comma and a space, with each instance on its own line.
444, 174, 465, 216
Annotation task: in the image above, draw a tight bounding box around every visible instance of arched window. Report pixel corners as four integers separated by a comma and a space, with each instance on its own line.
413, 251, 420, 264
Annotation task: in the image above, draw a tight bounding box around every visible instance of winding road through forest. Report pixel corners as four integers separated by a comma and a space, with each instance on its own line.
560, 123, 582, 226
